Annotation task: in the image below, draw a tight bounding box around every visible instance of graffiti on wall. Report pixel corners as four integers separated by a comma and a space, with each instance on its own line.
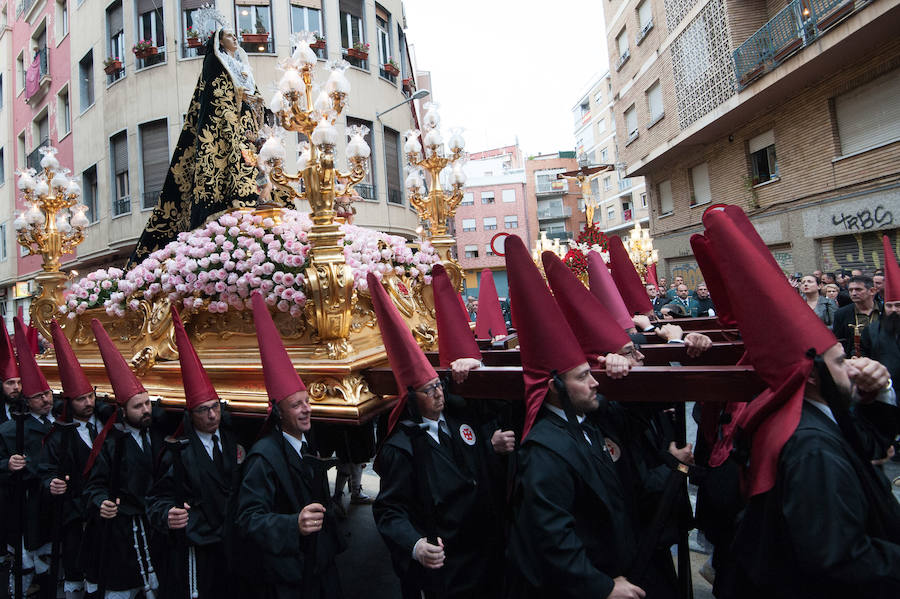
669, 261, 703, 290
822, 229, 899, 272
830, 205, 894, 233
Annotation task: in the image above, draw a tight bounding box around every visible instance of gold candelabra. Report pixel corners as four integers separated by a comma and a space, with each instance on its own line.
256, 36, 370, 358
404, 104, 467, 291
626, 220, 658, 282
14, 147, 89, 342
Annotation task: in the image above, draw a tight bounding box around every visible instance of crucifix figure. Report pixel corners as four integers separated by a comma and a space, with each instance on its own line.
556, 161, 614, 229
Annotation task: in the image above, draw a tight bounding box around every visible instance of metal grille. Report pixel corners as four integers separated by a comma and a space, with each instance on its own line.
671, 0, 735, 130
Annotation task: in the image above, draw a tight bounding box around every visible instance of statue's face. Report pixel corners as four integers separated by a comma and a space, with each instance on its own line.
220, 30, 238, 53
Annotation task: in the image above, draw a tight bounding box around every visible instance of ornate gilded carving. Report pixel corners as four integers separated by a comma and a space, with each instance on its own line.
307, 374, 372, 405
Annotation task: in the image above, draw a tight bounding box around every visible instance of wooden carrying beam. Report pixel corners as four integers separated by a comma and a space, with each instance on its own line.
425, 342, 746, 368
363, 365, 765, 404
643, 329, 740, 343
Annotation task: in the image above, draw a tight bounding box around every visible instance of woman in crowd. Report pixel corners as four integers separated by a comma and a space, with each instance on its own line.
823, 283, 840, 301
800, 274, 837, 326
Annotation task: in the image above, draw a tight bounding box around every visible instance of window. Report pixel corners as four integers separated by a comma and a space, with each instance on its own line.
106, 2, 125, 82
485, 244, 494, 257
834, 71, 900, 156
82, 165, 98, 223
504, 215, 518, 229
647, 80, 663, 122
462, 218, 476, 232
376, 5, 393, 79
0, 148, 4, 185
384, 126, 402, 204
57, 87, 70, 138
30, 113, 49, 170
607, 206, 616, 221
0, 223, 6, 261
616, 28, 629, 68
56, 0, 69, 39
16, 52, 24, 94
139, 119, 168, 210
461, 192, 474, 205
136, 0, 166, 67
110, 131, 130, 216
748, 130, 777, 185
658, 179, 673, 214
340, 0, 366, 68
690, 162, 712, 206
79, 51, 94, 111
600, 148, 608, 162
236, 2, 274, 53
640, 192, 647, 208
346, 117, 375, 200
603, 176, 611, 191
464, 245, 478, 259
181, 0, 208, 59
597, 118, 605, 133
17, 132, 25, 170
502, 189, 516, 203
291, 3, 324, 59
624, 105, 638, 140
481, 191, 495, 204
483, 217, 497, 231
637, 0, 653, 41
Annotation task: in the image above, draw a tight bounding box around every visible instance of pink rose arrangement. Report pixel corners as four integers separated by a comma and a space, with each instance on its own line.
63, 210, 437, 319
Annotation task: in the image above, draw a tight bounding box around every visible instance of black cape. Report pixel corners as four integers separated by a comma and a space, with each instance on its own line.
0, 414, 53, 551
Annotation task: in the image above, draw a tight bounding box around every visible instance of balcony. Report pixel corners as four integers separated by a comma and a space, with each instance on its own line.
623, 208, 633, 222
618, 178, 633, 192
733, 0, 859, 90
545, 231, 573, 241
142, 190, 161, 211
356, 183, 376, 201
535, 179, 568, 195
26, 139, 49, 171
25, 48, 51, 104
112, 196, 132, 217
537, 206, 572, 221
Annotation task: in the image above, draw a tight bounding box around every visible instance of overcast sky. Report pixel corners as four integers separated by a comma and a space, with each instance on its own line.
403, 0, 610, 158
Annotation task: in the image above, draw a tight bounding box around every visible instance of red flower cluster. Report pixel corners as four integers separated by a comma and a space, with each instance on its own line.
564, 248, 588, 277
575, 226, 609, 249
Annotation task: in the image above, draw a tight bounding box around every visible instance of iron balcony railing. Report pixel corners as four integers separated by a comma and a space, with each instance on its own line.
733, 0, 858, 90
618, 178, 633, 191
26, 139, 49, 171
113, 196, 131, 216
356, 183, 375, 201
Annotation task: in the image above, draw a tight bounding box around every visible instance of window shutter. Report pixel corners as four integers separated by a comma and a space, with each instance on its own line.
182, 0, 209, 10
339, 0, 363, 18
137, 0, 162, 15
384, 127, 400, 193
648, 82, 663, 119
112, 133, 128, 175
835, 72, 900, 156
290, 0, 321, 7
659, 180, 673, 213
638, 1, 652, 27
749, 130, 775, 154
108, 2, 124, 35
140, 120, 168, 195
238, 0, 271, 7
691, 163, 711, 205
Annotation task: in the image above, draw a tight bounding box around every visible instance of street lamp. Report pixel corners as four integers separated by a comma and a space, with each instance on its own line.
376, 88, 430, 121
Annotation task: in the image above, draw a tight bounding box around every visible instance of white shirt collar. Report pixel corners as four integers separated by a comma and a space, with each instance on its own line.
544, 403, 586, 424
282, 431, 308, 458
420, 413, 447, 444
805, 399, 838, 424
74, 416, 98, 446
123, 422, 146, 449
195, 429, 217, 459
30, 411, 54, 424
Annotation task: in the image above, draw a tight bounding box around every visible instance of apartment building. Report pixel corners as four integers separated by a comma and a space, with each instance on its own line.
6, 0, 422, 297
455, 144, 528, 298
4, 0, 73, 327
572, 71, 649, 241
604, 0, 900, 283
524, 151, 583, 245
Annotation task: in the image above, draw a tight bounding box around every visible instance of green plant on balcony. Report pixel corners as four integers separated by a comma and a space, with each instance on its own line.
352, 41, 369, 52
742, 174, 760, 209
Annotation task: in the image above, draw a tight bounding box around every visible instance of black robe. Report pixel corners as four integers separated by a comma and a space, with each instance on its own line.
0, 414, 53, 551
81, 425, 165, 591
373, 408, 504, 599
729, 402, 900, 599
234, 430, 344, 599
505, 407, 638, 599
146, 426, 241, 598
38, 417, 105, 581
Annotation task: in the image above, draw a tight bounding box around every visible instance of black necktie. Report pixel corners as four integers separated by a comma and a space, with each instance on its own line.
87, 421, 97, 441
40, 415, 49, 426
141, 430, 151, 453
212, 434, 225, 475
300, 440, 310, 456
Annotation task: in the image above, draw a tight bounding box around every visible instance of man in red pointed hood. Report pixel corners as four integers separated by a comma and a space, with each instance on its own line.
475, 269, 508, 340
0, 321, 21, 423
234, 292, 345, 599
0, 318, 55, 595
41, 320, 108, 598
81, 318, 162, 598
369, 270, 506, 599
145, 306, 243, 599
701, 207, 900, 598
503, 235, 645, 599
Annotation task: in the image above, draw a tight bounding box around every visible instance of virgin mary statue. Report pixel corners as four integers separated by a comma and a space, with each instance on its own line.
129, 5, 285, 265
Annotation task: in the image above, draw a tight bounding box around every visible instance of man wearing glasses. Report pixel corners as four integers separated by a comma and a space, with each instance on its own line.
146, 308, 243, 598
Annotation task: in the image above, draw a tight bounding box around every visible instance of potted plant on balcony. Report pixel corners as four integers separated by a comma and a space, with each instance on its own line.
383, 57, 400, 76
402, 77, 415, 93
241, 27, 270, 44
346, 41, 369, 60
103, 56, 123, 75
186, 27, 202, 48
132, 39, 158, 60
311, 32, 326, 50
